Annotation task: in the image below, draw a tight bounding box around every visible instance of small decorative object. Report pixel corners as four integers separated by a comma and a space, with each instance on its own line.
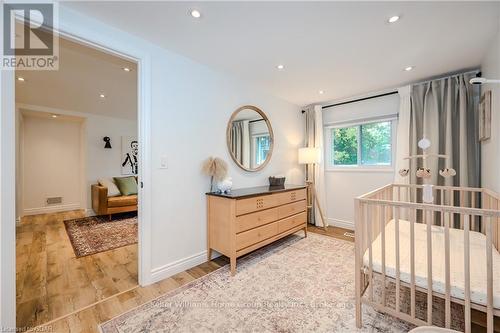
439, 168, 456, 178
103, 136, 112, 149
268, 176, 286, 187
398, 169, 409, 177
402, 138, 455, 204
416, 167, 431, 179
418, 138, 431, 150
121, 136, 138, 175
202, 157, 228, 192
217, 177, 233, 194
479, 90, 492, 141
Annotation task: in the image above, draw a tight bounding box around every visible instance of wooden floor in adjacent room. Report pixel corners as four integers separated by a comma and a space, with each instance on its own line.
16, 210, 137, 330
27, 224, 351, 333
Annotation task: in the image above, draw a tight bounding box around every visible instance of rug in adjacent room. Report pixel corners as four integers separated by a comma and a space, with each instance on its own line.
64, 213, 137, 258
100, 233, 417, 333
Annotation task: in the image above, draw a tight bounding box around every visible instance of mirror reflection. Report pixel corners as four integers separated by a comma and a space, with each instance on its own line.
227, 106, 273, 172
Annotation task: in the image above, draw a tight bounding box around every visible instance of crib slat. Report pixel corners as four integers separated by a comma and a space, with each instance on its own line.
394, 207, 400, 313
444, 211, 451, 329
380, 204, 386, 306
410, 208, 416, 319
486, 216, 493, 333
460, 191, 465, 229
464, 215, 471, 333
367, 204, 373, 302
426, 210, 433, 325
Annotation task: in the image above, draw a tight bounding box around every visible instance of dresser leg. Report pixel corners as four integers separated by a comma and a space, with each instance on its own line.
230, 257, 236, 276
304, 226, 308, 238
207, 248, 212, 261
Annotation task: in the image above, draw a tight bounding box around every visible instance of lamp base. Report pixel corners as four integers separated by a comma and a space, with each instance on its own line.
305, 180, 327, 231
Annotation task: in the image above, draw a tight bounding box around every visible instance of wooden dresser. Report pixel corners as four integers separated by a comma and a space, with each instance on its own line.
206, 185, 307, 275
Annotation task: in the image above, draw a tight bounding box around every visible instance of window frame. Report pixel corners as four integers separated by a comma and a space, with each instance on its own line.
324, 116, 397, 172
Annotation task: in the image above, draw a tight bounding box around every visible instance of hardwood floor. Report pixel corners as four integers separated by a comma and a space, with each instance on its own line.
16, 210, 138, 330
308, 224, 355, 242
26, 225, 350, 332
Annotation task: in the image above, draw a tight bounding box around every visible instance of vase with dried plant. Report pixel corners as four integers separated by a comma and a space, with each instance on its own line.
202, 157, 228, 192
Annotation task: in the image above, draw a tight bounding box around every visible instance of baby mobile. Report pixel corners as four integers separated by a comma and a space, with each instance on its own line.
398, 138, 456, 203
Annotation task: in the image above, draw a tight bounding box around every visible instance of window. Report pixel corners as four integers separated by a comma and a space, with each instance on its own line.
254, 135, 270, 166
327, 120, 393, 169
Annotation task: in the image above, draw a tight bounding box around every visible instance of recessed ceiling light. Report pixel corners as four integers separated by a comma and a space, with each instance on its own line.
51, 114, 58, 118
276, 64, 284, 70
122, 67, 131, 72
190, 9, 201, 18
99, 93, 106, 98
404, 66, 414, 71
17, 77, 25, 82
319, 90, 324, 95
388, 15, 400, 23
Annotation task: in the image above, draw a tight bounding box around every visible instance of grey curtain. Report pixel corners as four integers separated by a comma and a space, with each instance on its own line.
409, 72, 481, 189
304, 105, 316, 225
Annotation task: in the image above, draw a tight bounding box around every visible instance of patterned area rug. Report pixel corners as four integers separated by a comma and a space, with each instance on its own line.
64, 213, 137, 258
100, 233, 420, 333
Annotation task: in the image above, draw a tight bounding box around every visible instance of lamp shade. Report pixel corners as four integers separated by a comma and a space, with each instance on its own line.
298, 147, 321, 164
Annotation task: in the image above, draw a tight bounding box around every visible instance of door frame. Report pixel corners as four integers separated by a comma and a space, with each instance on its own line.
0, 12, 153, 329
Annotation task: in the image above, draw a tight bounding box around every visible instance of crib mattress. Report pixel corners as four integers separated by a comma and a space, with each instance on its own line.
362, 219, 500, 308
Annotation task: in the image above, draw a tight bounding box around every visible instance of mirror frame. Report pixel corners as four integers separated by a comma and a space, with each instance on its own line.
226, 105, 274, 172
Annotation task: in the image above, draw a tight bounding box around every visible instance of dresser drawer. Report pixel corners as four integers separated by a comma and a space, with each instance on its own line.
277, 212, 307, 234
276, 189, 306, 205
236, 207, 279, 233
236, 222, 278, 250
278, 200, 306, 220
236, 194, 280, 216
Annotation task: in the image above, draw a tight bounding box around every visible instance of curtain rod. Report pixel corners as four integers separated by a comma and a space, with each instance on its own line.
313, 91, 398, 112
301, 69, 481, 114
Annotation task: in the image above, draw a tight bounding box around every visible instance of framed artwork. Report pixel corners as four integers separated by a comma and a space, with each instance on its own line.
479, 90, 492, 142
121, 136, 138, 175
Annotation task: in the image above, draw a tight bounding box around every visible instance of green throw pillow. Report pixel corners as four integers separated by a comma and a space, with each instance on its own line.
114, 176, 138, 196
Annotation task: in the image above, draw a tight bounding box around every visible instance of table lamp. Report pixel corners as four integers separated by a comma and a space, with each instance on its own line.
298, 147, 327, 230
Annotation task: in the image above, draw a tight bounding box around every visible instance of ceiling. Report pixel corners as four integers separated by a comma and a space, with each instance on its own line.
16, 36, 137, 120
63, 2, 499, 106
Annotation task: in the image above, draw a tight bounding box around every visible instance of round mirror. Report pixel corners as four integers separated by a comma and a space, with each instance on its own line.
227, 105, 274, 172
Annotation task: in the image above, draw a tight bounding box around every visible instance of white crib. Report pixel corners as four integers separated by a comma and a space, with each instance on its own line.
355, 184, 500, 333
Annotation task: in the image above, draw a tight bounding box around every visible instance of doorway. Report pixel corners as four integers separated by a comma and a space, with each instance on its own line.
14, 34, 142, 329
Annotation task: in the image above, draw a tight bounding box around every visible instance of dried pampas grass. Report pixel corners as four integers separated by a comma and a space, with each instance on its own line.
202, 157, 228, 192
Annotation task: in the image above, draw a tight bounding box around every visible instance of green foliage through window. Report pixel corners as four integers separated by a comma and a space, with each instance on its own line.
331, 121, 392, 167
332, 127, 358, 165
361, 122, 391, 165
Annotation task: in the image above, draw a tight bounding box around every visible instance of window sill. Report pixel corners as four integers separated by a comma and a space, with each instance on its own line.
325, 168, 394, 173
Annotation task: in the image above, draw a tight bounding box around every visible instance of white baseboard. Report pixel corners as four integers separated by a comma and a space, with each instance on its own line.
150, 251, 208, 284
327, 217, 354, 230
23, 203, 81, 216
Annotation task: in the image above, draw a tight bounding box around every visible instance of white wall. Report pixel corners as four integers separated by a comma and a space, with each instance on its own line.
149, 48, 304, 273
21, 114, 83, 215
481, 19, 500, 193
322, 93, 399, 229
17, 105, 137, 213
57, 7, 304, 283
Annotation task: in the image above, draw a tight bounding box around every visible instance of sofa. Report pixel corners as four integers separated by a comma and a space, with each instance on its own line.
91, 183, 137, 218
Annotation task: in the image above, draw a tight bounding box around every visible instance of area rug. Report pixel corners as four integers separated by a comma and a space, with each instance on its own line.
100, 233, 426, 333
64, 213, 137, 258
